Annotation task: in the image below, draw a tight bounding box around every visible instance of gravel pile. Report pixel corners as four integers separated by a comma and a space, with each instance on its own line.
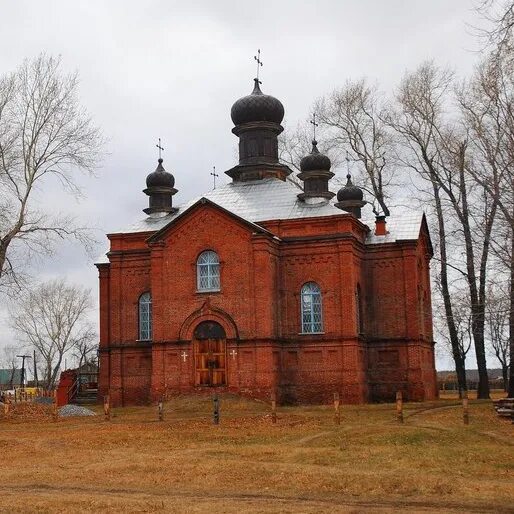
59, 404, 96, 417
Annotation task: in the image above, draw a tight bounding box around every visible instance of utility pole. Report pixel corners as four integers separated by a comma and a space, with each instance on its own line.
33, 350, 38, 388
16, 355, 31, 389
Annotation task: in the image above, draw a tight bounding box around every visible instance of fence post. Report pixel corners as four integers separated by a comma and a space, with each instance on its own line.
3, 398, 10, 418
104, 394, 111, 421
52, 390, 58, 422
463, 391, 469, 425
334, 392, 341, 425
158, 397, 164, 422
213, 394, 220, 425
271, 391, 277, 424
396, 391, 403, 423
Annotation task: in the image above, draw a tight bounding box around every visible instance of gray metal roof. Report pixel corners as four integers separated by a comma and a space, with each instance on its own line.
0, 369, 21, 386
95, 178, 425, 264
363, 212, 424, 245
119, 178, 344, 234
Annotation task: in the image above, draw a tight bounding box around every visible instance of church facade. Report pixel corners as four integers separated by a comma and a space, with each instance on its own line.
96, 78, 438, 406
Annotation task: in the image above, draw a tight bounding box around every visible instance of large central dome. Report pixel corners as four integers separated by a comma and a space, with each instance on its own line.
231, 79, 284, 126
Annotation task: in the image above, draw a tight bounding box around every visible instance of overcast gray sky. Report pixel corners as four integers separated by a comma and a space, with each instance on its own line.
0, 0, 491, 370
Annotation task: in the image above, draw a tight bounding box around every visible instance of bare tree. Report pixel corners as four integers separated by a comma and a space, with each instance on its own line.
434, 285, 474, 392
389, 61, 497, 399
457, 49, 514, 396
279, 120, 344, 191
475, 1, 514, 58
10, 279, 95, 389
1, 345, 20, 389
0, 54, 104, 293
73, 336, 97, 372
485, 284, 510, 390
315, 79, 393, 216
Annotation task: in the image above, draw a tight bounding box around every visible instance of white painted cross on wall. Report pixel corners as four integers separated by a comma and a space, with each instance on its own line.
230, 350, 237, 360
181, 351, 188, 362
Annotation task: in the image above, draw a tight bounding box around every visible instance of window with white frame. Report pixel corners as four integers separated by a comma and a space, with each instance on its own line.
139, 292, 152, 340
197, 250, 220, 291
301, 282, 323, 333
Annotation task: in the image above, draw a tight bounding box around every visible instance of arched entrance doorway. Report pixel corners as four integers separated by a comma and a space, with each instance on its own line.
193, 321, 226, 386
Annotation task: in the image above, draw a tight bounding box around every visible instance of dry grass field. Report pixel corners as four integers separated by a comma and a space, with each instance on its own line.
0, 392, 513, 513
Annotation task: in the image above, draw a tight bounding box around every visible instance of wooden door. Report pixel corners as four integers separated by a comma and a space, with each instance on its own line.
194, 322, 227, 386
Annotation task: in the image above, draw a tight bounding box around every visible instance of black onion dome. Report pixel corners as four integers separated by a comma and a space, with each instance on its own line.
337, 174, 363, 202
231, 79, 285, 125
300, 140, 331, 172
146, 158, 175, 188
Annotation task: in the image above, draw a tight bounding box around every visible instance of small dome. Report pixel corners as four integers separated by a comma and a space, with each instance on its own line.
300, 140, 331, 172
231, 79, 284, 126
146, 159, 175, 188
337, 174, 363, 202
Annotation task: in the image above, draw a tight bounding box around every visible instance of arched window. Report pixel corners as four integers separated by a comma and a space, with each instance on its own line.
301, 282, 323, 333
197, 250, 220, 291
139, 292, 152, 340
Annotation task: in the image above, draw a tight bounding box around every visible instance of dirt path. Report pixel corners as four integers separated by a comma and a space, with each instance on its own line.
479, 431, 514, 446
0, 484, 509, 514
292, 430, 332, 446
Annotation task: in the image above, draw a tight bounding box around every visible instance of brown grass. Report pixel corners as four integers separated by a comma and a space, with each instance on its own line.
0, 393, 513, 513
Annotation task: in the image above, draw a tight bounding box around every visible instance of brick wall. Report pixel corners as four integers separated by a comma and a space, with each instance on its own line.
97, 204, 437, 406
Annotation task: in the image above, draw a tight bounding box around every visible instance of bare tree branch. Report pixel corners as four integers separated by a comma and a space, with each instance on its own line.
0, 54, 104, 294
9, 279, 96, 389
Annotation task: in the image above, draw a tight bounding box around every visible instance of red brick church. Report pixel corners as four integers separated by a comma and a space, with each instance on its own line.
96, 77, 438, 406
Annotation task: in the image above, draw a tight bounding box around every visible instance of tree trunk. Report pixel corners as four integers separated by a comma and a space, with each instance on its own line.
433, 183, 468, 395
377, 194, 390, 218
508, 230, 514, 398
0, 240, 9, 282
502, 363, 509, 392
458, 163, 490, 399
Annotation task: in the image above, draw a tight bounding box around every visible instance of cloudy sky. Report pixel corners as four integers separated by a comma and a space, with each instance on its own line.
0, 0, 492, 370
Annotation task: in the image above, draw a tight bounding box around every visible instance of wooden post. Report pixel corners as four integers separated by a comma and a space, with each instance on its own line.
271, 391, 277, 424
213, 394, 220, 425
52, 390, 58, 422
334, 392, 341, 425
158, 397, 164, 421
463, 391, 469, 425
3, 399, 10, 417
396, 391, 403, 423
104, 394, 111, 421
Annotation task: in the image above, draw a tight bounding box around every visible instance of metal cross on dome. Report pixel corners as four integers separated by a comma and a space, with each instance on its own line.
210, 166, 219, 189
254, 49, 263, 83
156, 138, 164, 159
310, 113, 319, 141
